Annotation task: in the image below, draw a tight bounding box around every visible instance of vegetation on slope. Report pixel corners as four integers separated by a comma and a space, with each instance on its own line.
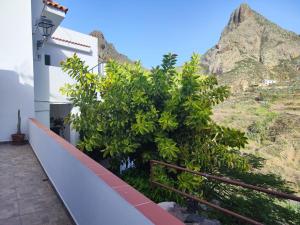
213, 81, 300, 193
61, 54, 300, 224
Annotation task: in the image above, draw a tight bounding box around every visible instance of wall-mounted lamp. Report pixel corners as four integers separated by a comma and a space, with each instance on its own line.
38, 16, 54, 38
36, 16, 54, 50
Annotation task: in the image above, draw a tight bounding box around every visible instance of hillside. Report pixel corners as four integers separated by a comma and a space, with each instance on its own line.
90, 30, 133, 64
202, 3, 300, 92
204, 4, 300, 192
213, 81, 300, 192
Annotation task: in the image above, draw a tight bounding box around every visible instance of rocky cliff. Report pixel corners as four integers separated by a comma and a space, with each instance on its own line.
202, 3, 300, 91
90, 30, 132, 64
210, 4, 300, 193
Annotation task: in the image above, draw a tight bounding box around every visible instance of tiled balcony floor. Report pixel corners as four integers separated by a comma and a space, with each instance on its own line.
0, 144, 74, 225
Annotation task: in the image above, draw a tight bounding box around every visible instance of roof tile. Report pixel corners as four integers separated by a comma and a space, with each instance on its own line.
52, 37, 91, 48
43, 0, 68, 13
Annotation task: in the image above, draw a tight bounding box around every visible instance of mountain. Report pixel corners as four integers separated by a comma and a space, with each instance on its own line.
207, 4, 300, 193
202, 3, 300, 92
90, 30, 133, 64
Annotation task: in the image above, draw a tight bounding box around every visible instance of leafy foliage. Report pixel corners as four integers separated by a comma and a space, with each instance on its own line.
60, 53, 299, 224
61, 53, 248, 172
214, 155, 300, 225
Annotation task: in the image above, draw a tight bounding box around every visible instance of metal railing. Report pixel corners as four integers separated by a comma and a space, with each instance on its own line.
88, 62, 106, 75
150, 160, 300, 225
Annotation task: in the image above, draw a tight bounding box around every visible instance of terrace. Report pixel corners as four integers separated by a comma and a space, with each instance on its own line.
0, 119, 183, 225
0, 144, 73, 225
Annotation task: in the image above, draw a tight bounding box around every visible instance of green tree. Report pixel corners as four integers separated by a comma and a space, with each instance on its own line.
61, 54, 299, 225
61, 53, 248, 194
61, 53, 247, 169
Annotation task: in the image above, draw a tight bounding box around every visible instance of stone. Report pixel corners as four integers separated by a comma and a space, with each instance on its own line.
201, 219, 221, 225
199, 203, 208, 211
185, 214, 221, 225
211, 199, 221, 206
185, 214, 205, 223
158, 201, 176, 211
158, 201, 187, 221
158, 201, 221, 225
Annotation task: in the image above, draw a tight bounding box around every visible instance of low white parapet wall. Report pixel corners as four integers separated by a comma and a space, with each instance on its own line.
28, 118, 183, 225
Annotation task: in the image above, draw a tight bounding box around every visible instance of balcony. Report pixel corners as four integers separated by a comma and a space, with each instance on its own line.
0, 144, 73, 224
0, 119, 183, 225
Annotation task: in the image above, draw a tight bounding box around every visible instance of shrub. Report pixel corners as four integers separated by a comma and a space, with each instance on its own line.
61, 53, 248, 175
60, 54, 299, 224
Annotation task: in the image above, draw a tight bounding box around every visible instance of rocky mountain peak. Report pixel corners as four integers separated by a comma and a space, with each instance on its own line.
202, 4, 300, 89
221, 3, 256, 38
90, 30, 132, 64
202, 3, 300, 91
228, 3, 253, 27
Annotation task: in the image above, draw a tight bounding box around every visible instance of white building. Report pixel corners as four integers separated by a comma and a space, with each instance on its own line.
0, 2, 186, 224
262, 79, 277, 86
0, 0, 100, 145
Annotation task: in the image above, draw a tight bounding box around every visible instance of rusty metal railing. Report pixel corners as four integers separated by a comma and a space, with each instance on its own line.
150, 160, 300, 225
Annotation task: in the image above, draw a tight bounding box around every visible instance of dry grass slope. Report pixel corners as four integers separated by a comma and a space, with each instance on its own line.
213, 81, 300, 193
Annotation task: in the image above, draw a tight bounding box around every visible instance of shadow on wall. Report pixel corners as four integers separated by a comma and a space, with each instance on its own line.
0, 70, 34, 141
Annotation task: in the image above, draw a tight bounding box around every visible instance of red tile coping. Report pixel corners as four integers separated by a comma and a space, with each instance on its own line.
43, 0, 68, 13
29, 118, 184, 225
51, 37, 91, 48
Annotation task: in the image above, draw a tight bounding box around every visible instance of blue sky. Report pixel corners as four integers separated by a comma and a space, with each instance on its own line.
59, 0, 300, 68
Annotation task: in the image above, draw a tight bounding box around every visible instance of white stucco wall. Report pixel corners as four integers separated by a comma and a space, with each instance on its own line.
34, 26, 98, 107
0, 0, 35, 141
47, 27, 99, 67
31, 0, 44, 27
29, 119, 153, 225
0, 0, 98, 144
70, 106, 80, 146
48, 27, 98, 102
33, 25, 98, 145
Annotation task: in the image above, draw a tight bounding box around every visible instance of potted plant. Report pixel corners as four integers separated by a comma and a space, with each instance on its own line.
11, 109, 25, 145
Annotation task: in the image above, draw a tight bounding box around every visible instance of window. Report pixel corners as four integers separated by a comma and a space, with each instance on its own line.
45, 54, 51, 66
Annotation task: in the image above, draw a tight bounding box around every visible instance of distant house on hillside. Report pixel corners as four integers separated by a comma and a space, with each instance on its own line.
0, 0, 104, 145
262, 79, 277, 86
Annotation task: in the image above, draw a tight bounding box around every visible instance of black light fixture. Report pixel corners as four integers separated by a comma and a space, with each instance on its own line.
38, 16, 54, 38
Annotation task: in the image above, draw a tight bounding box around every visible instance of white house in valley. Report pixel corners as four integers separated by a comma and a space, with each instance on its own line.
0, 0, 100, 144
